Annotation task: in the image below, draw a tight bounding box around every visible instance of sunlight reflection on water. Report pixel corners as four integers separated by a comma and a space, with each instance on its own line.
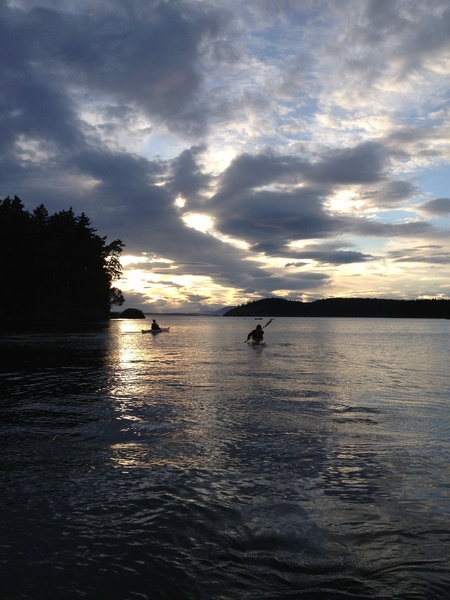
1, 317, 450, 599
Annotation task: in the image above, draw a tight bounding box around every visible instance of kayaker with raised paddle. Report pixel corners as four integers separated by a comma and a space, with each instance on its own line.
247, 324, 264, 343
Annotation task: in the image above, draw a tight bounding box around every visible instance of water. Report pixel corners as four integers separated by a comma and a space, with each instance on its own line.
1, 316, 450, 599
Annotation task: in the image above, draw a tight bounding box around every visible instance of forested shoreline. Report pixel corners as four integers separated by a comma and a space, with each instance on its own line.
0, 196, 125, 325
225, 297, 450, 318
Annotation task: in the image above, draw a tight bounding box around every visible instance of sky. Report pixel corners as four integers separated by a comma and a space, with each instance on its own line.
1, 0, 450, 313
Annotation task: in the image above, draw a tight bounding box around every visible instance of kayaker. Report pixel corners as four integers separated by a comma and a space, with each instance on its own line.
247, 324, 264, 342
151, 319, 161, 331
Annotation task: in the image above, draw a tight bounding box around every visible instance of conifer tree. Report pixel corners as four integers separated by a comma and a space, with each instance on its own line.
0, 196, 125, 322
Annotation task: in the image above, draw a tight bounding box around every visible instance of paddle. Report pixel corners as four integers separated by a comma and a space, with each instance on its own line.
244, 318, 273, 342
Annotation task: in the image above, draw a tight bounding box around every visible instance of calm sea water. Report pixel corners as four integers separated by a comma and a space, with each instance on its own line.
1, 316, 450, 600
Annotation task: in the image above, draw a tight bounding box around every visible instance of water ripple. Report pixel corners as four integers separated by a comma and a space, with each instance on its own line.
1, 318, 450, 599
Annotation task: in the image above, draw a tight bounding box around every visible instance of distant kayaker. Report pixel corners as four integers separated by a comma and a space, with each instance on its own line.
151, 319, 161, 331
247, 324, 264, 342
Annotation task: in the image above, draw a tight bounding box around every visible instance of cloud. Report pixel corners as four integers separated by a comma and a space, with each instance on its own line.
27, 1, 223, 133
418, 198, 450, 217
310, 142, 386, 185
1, 0, 450, 309
202, 144, 432, 259
167, 145, 212, 201
285, 249, 373, 266
388, 244, 450, 265
359, 180, 419, 209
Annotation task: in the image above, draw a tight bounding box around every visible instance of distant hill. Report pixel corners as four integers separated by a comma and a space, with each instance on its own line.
223, 297, 450, 318
206, 306, 236, 316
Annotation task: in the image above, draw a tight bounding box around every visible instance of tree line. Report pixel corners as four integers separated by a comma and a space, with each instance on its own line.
224, 297, 450, 318
0, 195, 125, 324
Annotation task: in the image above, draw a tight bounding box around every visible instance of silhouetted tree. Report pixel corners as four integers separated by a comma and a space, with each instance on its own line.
0, 196, 125, 323
109, 287, 125, 307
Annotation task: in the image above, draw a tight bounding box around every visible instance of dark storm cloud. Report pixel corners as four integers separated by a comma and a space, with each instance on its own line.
210, 187, 336, 243
213, 142, 387, 200
0, 66, 82, 152
0, 0, 251, 299
284, 249, 373, 266
0, 0, 224, 136
282, 241, 377, 267
211, 143, 387, 197
310, 142, 385, 185
419, 198, 450, 217
87, 164, 284, 295
217, 152, 307, 193
202, 144, 431, 259
73, 149, 162, 189
0, 0, 224, 204
0, 0, 248, 297
167, 145, 211, 200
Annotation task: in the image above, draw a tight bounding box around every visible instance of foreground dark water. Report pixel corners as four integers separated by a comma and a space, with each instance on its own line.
1, 317, 450, 599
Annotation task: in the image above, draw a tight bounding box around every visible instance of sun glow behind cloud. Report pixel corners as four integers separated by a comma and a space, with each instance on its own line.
182, 212, 250, 250
3, 0, 450, 311
182, 212, 214, 233
325, 190, 366, 215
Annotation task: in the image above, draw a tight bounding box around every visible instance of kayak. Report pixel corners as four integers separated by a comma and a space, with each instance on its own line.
247, 338, 265, 346
141, 327, 170, 334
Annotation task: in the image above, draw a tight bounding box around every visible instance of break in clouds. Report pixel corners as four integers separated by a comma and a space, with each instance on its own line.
1, 0, 450, 310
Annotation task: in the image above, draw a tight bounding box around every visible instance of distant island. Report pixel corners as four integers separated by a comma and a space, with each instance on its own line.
224, 297, 450, 318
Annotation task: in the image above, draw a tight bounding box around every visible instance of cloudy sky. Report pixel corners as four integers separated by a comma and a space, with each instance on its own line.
2, 0, 450, 312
